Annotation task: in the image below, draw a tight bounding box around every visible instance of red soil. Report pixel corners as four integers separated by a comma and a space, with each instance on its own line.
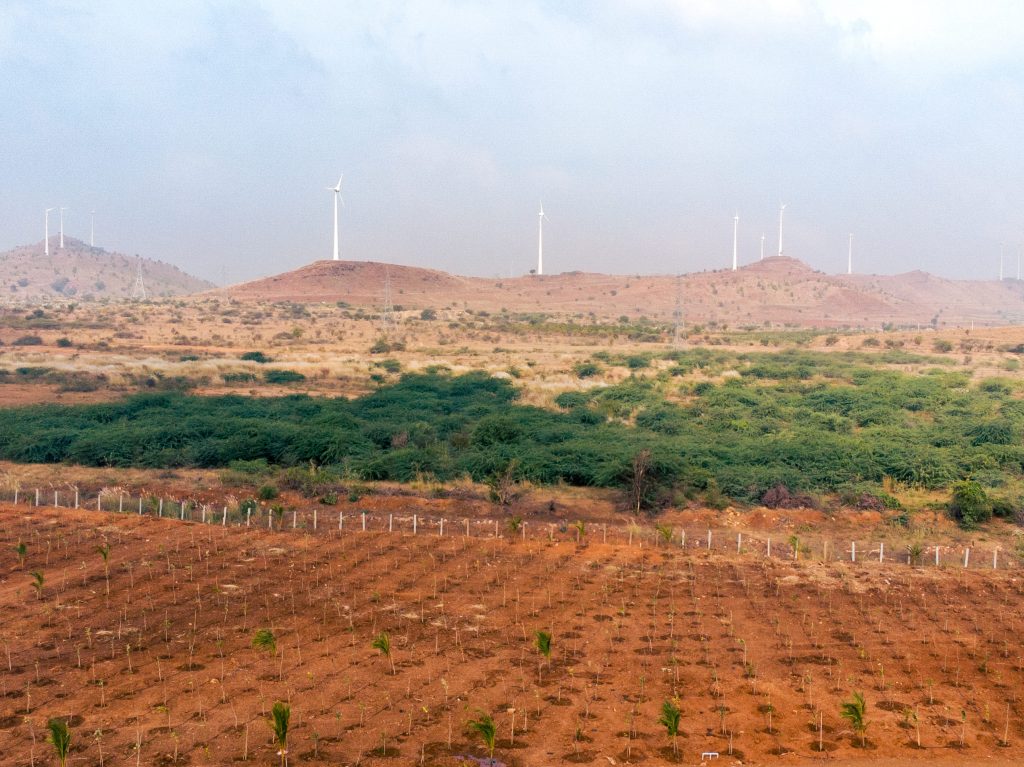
1, 505, 1022, 767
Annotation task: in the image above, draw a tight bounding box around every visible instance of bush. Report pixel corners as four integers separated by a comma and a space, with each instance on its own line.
420, 308, 437, 320
12, 335, 43, 346
933, 339, 954, 353
949, 480, 992, 528
240, 351, 271, 363
573, 362, 601, 378
56, 338, 73, 348
264, 369, 306, 384
257, 484, 279, 500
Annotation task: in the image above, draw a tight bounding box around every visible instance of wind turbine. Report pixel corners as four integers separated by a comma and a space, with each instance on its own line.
44, 208, 54, 255
59, 207, 68, 249
777, 203, 786, 257
90, 210, 95, 247
847, 233, 853, 275
328, 176, 343, 261
537, 202, 548, 276
760, 233, 765, 261
732, 213, 739, 271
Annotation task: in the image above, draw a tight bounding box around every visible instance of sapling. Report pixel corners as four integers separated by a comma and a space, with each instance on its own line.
269, 701, 290, 767
15, 541, 26, 567
467, 711, 497, 763
840, 691, 868, 747
31, 570, 44, 599
46, 718, 71, 767
659, 698, 682, 757
252, 628, 277, 655
372, 631, 395, 674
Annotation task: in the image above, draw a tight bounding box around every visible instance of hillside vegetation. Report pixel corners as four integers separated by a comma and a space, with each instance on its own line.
2, 352, 1022, 511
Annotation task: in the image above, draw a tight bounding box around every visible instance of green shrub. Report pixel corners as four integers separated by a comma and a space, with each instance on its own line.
949, 480, 992, 528
56, 337, 73, 348
240, 351, 271, 363
13, 335, 43, 346
264, 369, 306, 384
257, 484, 279, 500
573, 361, 601, 378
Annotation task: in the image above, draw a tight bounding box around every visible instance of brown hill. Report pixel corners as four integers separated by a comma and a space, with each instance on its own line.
217, 256, 1024, 328
0, 238, 214, 302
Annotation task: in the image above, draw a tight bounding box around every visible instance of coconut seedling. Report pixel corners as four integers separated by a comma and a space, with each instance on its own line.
97, 543, 111, 595
46, 718, 71, 767
15, 542, 26, 568
467, 711, 497, 763
840, 691, 868, 747
572, 520, 585, 543
507, 516, 523, 535
656, 524, 673, 545
30, 570, 44, 600
372, 631, 395, 674
269, 701, 290, 767
534, 630, 552, 682
252, 628, 277, 656
659, 698, 682, 757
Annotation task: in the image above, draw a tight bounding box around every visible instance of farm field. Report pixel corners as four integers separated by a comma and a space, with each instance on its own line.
3, 506, 1024, 766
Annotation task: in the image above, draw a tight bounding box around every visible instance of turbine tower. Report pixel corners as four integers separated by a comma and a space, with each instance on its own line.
44, 208, 54, 255
777, 203, 786, 257
328, 176, 343, 261
732, 213, 739, 271
59, 207, 67, 249
537, 202, 548, 276
760, 233, 765, 261
847, 233, 853, 275
90, 210, 95, 247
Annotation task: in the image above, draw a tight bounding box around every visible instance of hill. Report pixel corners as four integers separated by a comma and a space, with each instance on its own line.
0, 237, 214, 301
217, 256, 1024, 328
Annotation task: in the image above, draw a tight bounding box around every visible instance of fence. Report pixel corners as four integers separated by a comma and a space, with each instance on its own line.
0, 485, 1015, 572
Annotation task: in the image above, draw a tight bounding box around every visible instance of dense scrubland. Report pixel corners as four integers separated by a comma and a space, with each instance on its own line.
2, 347, 1023, 521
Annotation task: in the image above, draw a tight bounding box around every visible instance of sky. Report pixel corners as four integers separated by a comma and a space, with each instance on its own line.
2, 0, 1024, 284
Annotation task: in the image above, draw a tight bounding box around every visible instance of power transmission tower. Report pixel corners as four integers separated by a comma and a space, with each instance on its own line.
130, 258, 147, 301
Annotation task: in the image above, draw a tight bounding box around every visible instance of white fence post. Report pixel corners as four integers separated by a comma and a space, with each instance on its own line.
414, 514, 418, 535
158, 498, 163, 517
119, 494, 124, 514
222, 506, 227, 525
707, 529, 712, 549
737, 533, 742, 554
292, 509, 297, 529
767, 537, 771, 558
964, 548, 970, 568
246, 509, 251, 527
35, 488, 39, 506
879, 542, 884, 564
54, 491, 58, 507
138, 497, 143, 514
75, 488, 79, 508
97, 493, 101, 512
389, 514, 393, 533
313, 509, 317, 531
993, 548, 999, 569
935, 545, 940, 566
850, 542, 856, 562
339, 511, 343, 530
439, 518, 445, 537
361, 512, 366, 531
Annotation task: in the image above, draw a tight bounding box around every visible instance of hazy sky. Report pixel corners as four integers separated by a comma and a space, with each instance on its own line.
2, 1, 1023, 284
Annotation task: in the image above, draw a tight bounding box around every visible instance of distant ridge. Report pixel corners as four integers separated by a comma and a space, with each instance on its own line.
0, 238, 213, 301
215, 257, 1024, 329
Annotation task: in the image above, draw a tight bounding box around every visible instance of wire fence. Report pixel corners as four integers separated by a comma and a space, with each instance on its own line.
0, 485, 1017, 571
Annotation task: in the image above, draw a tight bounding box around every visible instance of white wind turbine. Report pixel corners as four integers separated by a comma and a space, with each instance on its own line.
732, 213, 739, 271
537, 202, 548, 275
44, 208, 54, 255
760, 233, 765, 261
777, 203, 786, 257
328, 176, 343, 261
59, 206, 68, 248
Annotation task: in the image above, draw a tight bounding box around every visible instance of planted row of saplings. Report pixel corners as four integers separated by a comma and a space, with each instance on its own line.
2, 514, 1024, 761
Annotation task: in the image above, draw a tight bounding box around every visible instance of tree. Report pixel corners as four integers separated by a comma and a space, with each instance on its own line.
628, 449, 652, 513
659, 698, 682, 756
467, 711, 497, 762
252, 628, 277, 656
46, 718, 71, 767
840, 691, 868, 747
269, 701, 290, 767
372, 631, 395, 674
